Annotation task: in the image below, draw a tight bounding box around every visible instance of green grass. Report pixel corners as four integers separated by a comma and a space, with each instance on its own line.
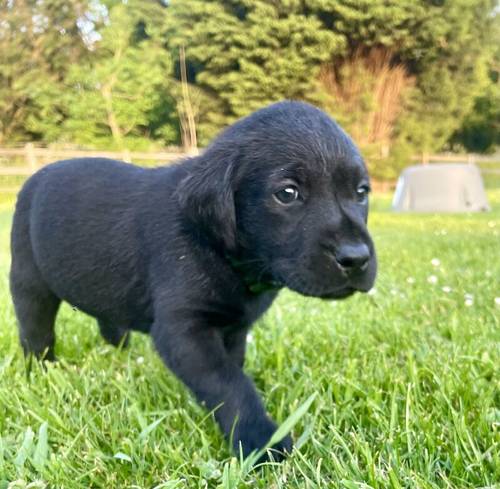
0, 192, 499, 489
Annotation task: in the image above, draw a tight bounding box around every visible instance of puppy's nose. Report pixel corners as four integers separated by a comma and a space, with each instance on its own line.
334, 243, 370, 273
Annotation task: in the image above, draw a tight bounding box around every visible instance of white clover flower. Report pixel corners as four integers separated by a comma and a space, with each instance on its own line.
136, 356, 144, 364
368, 288, 377, 296
431, 258, 441, 267
246, 333, 254, 343
495, 297, 500, 306
406, 277, 415, 284
465, 298, 474, 307
427, 275, 438, 284
442, 286, 452, 293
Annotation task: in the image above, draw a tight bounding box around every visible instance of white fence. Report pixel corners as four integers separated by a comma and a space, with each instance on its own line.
0, 145, 498, 192
0, 144, 187, 176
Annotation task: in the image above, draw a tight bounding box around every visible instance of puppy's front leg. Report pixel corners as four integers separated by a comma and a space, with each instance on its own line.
151, 317, 292, 459
223, 326, 248, 367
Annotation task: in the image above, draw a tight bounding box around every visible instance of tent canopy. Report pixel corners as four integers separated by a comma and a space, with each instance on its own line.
392, 163, 490, 212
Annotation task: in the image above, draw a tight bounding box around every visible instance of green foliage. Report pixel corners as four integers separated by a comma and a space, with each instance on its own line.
451, 41, 500, 154
453, 82, 500, 153
64, 1, 178, 149
0, 0, 178, 150
165, 0, 344, 143
164, 0, 499, 174
391, 0, 497, 156
0, 192, 499, 486
0, 0, 91, 144
305, 0, 428, 49
0, 0, 498, 173
314, 0, 499, 178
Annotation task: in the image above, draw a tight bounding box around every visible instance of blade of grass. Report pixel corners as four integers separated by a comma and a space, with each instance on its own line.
241, 392, 317, 473
32, 422, 49, 472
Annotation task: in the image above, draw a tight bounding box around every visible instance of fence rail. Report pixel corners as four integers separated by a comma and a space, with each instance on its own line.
0, 145, 499, 180
0, 143, 187, 176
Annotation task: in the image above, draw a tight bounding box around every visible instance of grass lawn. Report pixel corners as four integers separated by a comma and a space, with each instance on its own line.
0, 191, 499, 489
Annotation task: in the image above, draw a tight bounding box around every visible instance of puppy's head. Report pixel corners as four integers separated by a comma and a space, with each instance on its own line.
178, 101, 377, 299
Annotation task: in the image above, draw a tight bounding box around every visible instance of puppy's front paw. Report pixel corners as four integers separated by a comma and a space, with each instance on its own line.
233, 416, 293, 462
259, 432, 293, 463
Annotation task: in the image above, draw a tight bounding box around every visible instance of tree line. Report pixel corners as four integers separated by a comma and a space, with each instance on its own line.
1, 0, 498, 179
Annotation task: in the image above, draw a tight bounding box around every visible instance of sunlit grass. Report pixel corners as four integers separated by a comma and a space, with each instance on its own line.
0, 191, 499, 488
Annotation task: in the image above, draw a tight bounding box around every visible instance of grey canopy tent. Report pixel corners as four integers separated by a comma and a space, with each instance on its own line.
392, 163, 490, 212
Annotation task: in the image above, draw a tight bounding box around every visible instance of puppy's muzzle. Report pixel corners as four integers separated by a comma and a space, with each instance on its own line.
334, 243, 370, 275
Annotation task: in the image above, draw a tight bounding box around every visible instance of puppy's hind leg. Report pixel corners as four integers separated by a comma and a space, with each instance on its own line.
10, 276, 60, 362
98, 320, 130, 348
10, 226, 60, 361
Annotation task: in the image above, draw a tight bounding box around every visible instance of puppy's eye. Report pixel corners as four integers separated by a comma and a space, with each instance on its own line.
356, 185, 370, 204
274, 186, 300, 205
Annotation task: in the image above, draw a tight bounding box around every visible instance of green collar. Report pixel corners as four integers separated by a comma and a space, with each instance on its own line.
226, 255, 282, 295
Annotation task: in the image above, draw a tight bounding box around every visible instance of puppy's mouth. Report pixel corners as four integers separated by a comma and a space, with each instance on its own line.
275, 273, 360, 300
318, 287, 356, 300
270, 255, 376, 300
276, 273, 374, 300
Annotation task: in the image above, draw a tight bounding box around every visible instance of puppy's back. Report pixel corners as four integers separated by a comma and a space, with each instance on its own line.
11, 158, 151, 320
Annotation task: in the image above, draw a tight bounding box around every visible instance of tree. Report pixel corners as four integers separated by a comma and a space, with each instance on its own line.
303, 0, 498, 178
64, 0, 177, 149
451, 43, 500, 154
452, 82, 500, 153
165, 0, 343, 143
1, 0, 497, 167
166, 0, 499, 178
389, 1, 498, 163
0, 0, 91, 144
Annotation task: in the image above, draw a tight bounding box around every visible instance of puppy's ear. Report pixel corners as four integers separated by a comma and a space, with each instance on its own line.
177, 152, 238, 252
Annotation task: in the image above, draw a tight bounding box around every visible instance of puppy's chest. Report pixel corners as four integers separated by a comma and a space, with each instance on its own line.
203, 291, 276, 330
240, 291, 278, 327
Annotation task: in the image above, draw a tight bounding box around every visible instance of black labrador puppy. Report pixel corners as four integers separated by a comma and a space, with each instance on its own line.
10, 101, 376, 460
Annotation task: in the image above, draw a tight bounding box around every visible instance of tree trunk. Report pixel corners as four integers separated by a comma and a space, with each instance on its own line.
101, 84, 123, 148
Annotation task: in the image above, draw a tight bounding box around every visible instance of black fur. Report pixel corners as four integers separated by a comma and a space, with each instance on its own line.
10, 101, 377, 460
